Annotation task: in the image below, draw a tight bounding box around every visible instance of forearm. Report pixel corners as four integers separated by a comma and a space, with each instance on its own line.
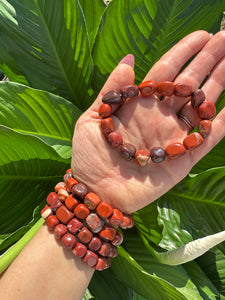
0, 225, 94, 300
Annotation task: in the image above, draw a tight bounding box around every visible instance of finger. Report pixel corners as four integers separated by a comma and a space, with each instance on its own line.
166, 31, 225, 112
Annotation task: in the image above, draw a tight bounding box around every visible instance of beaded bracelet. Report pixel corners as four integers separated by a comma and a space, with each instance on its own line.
41, 169, 134, 271
99, 80, 216, 167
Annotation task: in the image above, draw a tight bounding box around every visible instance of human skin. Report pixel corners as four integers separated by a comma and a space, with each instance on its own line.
1, 30, 225, 300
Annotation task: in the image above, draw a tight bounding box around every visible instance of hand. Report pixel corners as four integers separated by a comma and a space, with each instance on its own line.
72, 30, 225, 214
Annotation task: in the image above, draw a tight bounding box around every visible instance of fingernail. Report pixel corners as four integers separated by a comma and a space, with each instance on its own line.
209, 33, 214, 38
119, 54, 135, 68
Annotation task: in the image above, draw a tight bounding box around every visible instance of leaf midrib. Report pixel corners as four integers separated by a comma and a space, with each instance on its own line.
17, 129, 72, 143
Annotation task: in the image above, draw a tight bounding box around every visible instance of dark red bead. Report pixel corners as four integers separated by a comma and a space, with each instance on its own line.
73, 243, 87, 257
50, 199, 63, 213
67, 218, 83, 234
198, 102, 216, 120
100, 117, 114, 134
65, 177, 78, 193
46, 192, 58, 205
119, 143, 136, 160
88, 237, 102, 252
71, 183, 88, 200
108, 209, 123, 227
174, 83, 192, 97
102, 90, 122, 104
107, 131, 123, 147
86, 213, 104, 233
96, 201, 113, 219
157, 81, 174, 96
56, 205, 74, 224
165, 143, 186, 159
108, 246, 118, 258
83, 250, 98, 267
198, 120, 211, 138
98, 242, 111, 256
63, 172, 73, 183
150, 147, 166, 163
99, 225, 116, 241
54, 224, 68, 239
138, 80, 157, 97
99, 103, 112, 118
46, 215, 59, 230
61, 233, 77, 249
74, 204, 90, 220
77, 227, 93, 244
95, 257, 111, 271
120, 215, 131, 229
191, 89, 205, 108
183, 132, 204, 150
111, 230, 124, 246
84, 192, 101, 210
121, 85, 139, 98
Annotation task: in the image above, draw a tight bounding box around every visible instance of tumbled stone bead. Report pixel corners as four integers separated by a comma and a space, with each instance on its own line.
54, 224, 68, 239
65, 194, 79, 211
99, 225, 116, 241
198, 101, 216, 120
174, 83, 192, 97
107, 131, 123, 147
111, 230, 124, 246
58, 189, 69, 202
73, 242, 87, 257
119, 143, 136, 161
198, 120, 212, 138
67, 218, 83, 234
86, 213, 104, 233
138, 80, 157, 97
99, 103, 112, 118
65, 177, 79, 193
41, 205, 53, 219
61, 233, 77, 249
56, 205, 74, 224
150, 147, 166, 163
157, 81, 174, 96
108, 245, 118, 258
47, 192, 58, 205
63, 172, 73, 183
100, 117, 114, 134
71, 183, 88, 200
50, 198, 63, 213
96, 201, 113, 218
127, 214, 134, 228
108, 209, 123, 227
84, 192, 101, 210
74, 204, 90, 219
135, 149, 150, 167
102, 90, 123, 104
183, 132, 204, 150
98, 242, 111, 256
95, 257, 111, 271
54, 182, 66, 192
121, 84, 139, 98
191, 89, 205, 108
88, 237, 102, 252
66, 168, 72, 173
120, 215, 130, 229
77, 227, 93, 244
165, 143, 186, 159
83, 250, 98, 267
46, 215, 59, 230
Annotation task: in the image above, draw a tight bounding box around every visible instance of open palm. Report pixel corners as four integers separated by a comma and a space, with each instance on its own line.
72, 30, 225, 214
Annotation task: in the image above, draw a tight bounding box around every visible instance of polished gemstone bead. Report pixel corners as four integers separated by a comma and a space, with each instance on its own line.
119, 143, 136, 160
54, 224, 68, 239
84, 192, 101, 210
73, 242, 87, 257
74, 204, 90, 219
108, 209, 123, 227
96, 201, 113, 218
54, 182, 66, 192
98, 242, 111, 256
174, 83, 192, 97
67, 218, 83, 234
134, 149, 150, 167
157, 81, 174, 96
88, 237, 102, 252
56, 205, 74, 224
95, 257, 111, 271
57, 189, 69, 202
120, 215, 131, 229
83, 250, 98, 267
61, 233, 77, 249
65, 194, 79, 211
121, 85, 139, 98
198, 101, 216, 120
50, 198, 63, 213
63, 172, 73, 183
111, 230, 124, 246
138, 80, 157, 97
41, 205, 53, 219
102, 90, 122, 104
99, 103, 112, 118
66, 168, 72, 173
165, 143, 186, 159
77, 227, 93, 244
86, 213, 104, 233
46, 215, 59, 230
100, 117, 114, 134
183, 132, 204, 150
65, 177, 79, 193
46, 192, 58, 205
191, 89, 205, 108
71, 183, 88, 200
150, 147, 166, 163
198, 120, 212, 138
108, 245, 118, 258
99, 225, 116, 241
107, 131, 123, 147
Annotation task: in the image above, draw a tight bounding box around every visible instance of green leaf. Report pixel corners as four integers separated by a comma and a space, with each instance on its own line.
79, 0, 106, 50
92, 0, 225, 93
0, 81, 81, 158
0, 0, 93, 110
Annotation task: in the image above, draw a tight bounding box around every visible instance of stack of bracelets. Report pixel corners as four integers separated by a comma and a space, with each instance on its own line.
99, 80, 216, 166
41, 169, 134, 271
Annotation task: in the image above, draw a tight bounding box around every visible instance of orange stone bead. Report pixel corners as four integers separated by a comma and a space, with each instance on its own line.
107, 131, 123, 147
84, 192, 101, 210
99, 225, 116, 241
135, 149, 150, 167
46, 215, 59, 230
54, 224, 68, 239
74, 204, 90, 219
157, 81, 174, 96
99, 103, 112, 118
174, 83, 192, 97
165, 143, 186, 159
73, 242, 87, 257
56, 205, 74, 224
95, 257, 111, 271
100, 117, 114, 134
61, 233, 77, 249
77, 227, 93, 244
67, 218, 83, 234
198, 102, 216, 120
183, 132, 204, 150
65, 194, 79, 211
83, 250, 98, 267
120, 215, 131, 229
198, 120, 211, 138
108, 209, 124, 227
96, 201, 113, 218
65, 177, 78, 193
47, 192, 58, 205
138, 80, 157, 97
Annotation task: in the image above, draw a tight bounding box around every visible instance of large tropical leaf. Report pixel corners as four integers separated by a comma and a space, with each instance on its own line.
0, 0, 93, 110
92, 0, 225, 93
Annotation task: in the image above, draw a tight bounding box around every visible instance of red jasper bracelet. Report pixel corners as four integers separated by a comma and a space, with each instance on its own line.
99, 80, 216, 167
41, 169, 134, 271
